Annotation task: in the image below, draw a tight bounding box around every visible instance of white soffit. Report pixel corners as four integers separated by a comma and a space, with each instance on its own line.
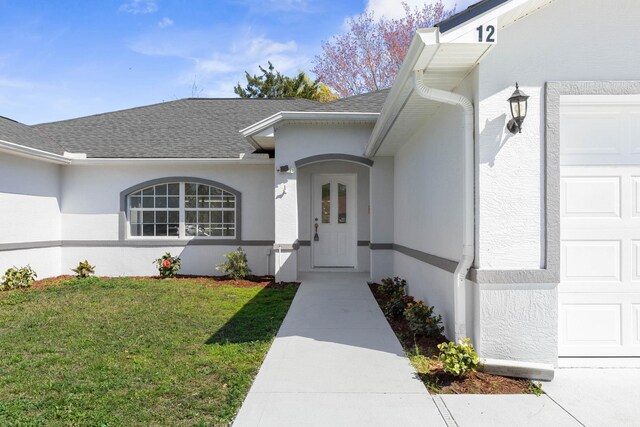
372, 39, 492, 156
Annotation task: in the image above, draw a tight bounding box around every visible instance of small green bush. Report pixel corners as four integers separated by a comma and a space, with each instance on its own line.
437, 338, 480, 377
71, 260, 95, 279
380, 276, 407, 298
384, 294, 414, 318
403, 300, 444, 337
216, 247, 251, 280
154, 252, 181, 279
1, 265, 37, 291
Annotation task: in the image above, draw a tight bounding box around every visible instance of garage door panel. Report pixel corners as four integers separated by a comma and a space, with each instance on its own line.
561, 240, 621, 282
633, 305, 640, 346
560, 304, 621, 346
560, 111, 621, 155
561, 176, 620, 218
560, 95, 640, 359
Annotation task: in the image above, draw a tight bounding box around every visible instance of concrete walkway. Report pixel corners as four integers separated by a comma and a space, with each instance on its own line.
234, 272, 640, 426
233, 272, 446, 426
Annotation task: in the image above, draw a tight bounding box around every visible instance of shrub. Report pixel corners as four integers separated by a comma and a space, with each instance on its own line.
1, 265, 37, 291
154, 252, 181, 278
216, 247, 251, 280
384, 294, 414, 318
380, 276, 407, 298
71, 260, 95, 279
437, 338, 480, 377
403, 300, 444, 337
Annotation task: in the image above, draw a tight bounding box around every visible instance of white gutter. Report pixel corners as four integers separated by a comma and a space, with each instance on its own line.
413, 69, 474, 342
69, 157, 274, 166
0, 139, 71, 164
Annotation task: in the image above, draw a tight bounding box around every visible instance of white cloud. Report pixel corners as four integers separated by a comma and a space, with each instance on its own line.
158, 17, 174, 28
129, 27, 310, 98
365, 0, 470, 19
119, 0, 158, 14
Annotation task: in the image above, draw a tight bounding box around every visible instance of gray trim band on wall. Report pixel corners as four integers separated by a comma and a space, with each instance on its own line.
370, 243, 393, 250
294, 154, 374, 168
118, 176, 242, 242
0, 240, 63, 252
297, 240, 370, 247
392, 244, 459, 274
0, 240, 273, 251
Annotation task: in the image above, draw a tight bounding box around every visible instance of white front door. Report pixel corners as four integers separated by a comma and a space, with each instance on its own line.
311, 173, 357, 268
559, 94, 640, 357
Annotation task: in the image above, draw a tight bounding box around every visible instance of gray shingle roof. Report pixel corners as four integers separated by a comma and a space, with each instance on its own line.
26, 90, 388, 159
0, 116, 65, 155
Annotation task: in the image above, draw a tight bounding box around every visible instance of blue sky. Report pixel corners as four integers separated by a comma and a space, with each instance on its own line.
0, 0, 474, 124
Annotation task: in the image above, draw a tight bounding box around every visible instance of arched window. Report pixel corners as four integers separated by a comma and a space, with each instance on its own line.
126, 180, 238, 239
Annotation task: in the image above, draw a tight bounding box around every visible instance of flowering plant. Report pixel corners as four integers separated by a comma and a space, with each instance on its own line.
154, 252, 181, 278
437, 338, 480, 377
403, 300, 444, 337
380, 276, 407, 298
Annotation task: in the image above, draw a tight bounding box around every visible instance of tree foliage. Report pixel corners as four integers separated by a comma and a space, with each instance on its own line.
234, 62, 337, 102
312, 1, 454, 97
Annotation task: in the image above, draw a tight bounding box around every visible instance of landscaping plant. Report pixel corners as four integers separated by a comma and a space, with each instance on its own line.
437, 338, 480, 377
380, 276, 407, 298
384, 294, 414, 319
217, 247, 251, 280
71, 260, 96, 279
1, 265, 37, 291
154, 252, 181, 278
403, 300, 444, 337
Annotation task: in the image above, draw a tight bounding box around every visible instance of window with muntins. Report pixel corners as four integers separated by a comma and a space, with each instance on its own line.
128, 182, 236, 238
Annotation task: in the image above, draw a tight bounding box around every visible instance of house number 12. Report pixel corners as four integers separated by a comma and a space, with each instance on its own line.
477, 24, 496, 43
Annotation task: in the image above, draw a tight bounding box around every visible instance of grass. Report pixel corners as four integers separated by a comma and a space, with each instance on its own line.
0, 276, 298, 426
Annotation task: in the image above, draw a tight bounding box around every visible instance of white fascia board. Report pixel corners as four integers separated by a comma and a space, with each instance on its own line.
69, 157, 274, 166
0, 139, 71, 164
240, 111, 379, 150
439, 0, 541, 43
364, 29, 437, 158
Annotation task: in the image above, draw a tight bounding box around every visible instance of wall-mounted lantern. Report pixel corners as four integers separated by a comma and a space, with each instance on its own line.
277, 165, 295, 174
506, 83, 530, 134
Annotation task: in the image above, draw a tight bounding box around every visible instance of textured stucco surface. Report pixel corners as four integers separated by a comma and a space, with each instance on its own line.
476, 0, 640, 271
478, 283, 558, 364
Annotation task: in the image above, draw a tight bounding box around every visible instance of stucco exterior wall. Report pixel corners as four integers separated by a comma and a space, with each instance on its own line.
0, 153, 62, 277
0, 153, 61, 244
370, 156, 394, 280
61, 163, 274, 241
273, 123, 373, 280
471, 0, 640, 363
391, 82, 471, 338
477, 0, 640, 270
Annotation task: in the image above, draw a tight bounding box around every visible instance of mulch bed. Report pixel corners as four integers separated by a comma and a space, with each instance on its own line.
369, 283, 533, 394
23, 274, 299, 292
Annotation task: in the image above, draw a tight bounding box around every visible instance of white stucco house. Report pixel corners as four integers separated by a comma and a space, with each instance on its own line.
2, 0, 640, 369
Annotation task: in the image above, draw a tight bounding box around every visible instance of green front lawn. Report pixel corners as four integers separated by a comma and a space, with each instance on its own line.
0, 277, 297, 426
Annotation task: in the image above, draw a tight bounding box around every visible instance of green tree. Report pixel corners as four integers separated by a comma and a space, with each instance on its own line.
234, 62, 336, 102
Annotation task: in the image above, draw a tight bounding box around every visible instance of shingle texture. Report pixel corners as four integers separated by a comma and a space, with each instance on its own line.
0, 116, 65, 155
12, 89, 388, 158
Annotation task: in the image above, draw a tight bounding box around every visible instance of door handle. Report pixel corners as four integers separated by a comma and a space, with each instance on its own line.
314, 221, 319, 241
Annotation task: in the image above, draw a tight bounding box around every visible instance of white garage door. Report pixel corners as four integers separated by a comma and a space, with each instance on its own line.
559, 94, 640, 357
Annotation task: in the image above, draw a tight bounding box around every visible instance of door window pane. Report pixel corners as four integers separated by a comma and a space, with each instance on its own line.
321, 183, 331, 223
338, 183, 347, 223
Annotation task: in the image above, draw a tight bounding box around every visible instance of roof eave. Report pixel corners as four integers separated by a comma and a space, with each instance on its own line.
0, 139, 70, 164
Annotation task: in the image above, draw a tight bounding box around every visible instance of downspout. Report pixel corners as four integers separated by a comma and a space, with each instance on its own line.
413, 69, 474, 343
